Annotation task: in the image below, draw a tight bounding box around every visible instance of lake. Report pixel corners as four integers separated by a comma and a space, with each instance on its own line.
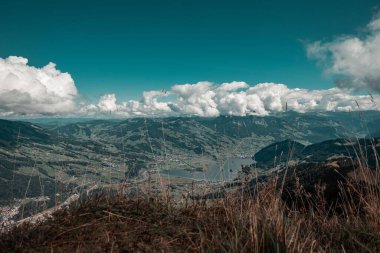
162, 157, 253, 182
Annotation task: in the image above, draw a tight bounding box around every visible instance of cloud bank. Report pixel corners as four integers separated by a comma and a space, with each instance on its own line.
0, 56, 78, 115
87, 82, 379, 117
307, 12, 380, 93
1, 56, 379, 117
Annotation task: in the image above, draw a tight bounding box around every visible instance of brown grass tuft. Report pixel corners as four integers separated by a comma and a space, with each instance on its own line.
1, 164, 380, 253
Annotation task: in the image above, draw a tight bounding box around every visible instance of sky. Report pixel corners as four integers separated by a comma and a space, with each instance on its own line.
0, 0, 380, 117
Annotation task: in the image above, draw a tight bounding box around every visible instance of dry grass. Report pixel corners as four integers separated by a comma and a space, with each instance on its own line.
2, 116, 380, 252
1, 162, 380, 253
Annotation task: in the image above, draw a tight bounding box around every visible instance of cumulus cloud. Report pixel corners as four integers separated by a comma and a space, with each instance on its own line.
307, 12, 380, 93
88, 90, 173, 117
85, 82, 379, 117
98, 94, 118, 112
171, 82, 219, 117
0, 56, 78, 115
1, 56, 378, 117
217, 81, 249, 92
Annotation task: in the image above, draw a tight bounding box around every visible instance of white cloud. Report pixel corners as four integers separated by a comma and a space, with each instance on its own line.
0, 56, 78, 115
85, 82, 379, 117
171, 82, 219, 117
1, 56, 378, 117
98, 94, 118, 112
90, 90, 173, 117
217, 81, 249, 92
247, 83, 288, 112
139, 90, 173, 114
307, 12, 380, 93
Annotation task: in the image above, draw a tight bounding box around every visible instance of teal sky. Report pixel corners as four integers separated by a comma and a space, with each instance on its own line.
0, 0, 379, 102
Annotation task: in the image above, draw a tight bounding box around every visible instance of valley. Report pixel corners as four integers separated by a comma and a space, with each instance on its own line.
1, 111, 380, 222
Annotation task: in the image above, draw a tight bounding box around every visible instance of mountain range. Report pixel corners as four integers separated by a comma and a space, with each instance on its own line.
0, 111, 379, 208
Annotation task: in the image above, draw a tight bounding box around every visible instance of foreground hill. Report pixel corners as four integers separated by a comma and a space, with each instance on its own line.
1, 160, 379, 252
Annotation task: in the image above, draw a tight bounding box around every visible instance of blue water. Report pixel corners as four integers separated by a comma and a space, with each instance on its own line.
163, 158, 253, 182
